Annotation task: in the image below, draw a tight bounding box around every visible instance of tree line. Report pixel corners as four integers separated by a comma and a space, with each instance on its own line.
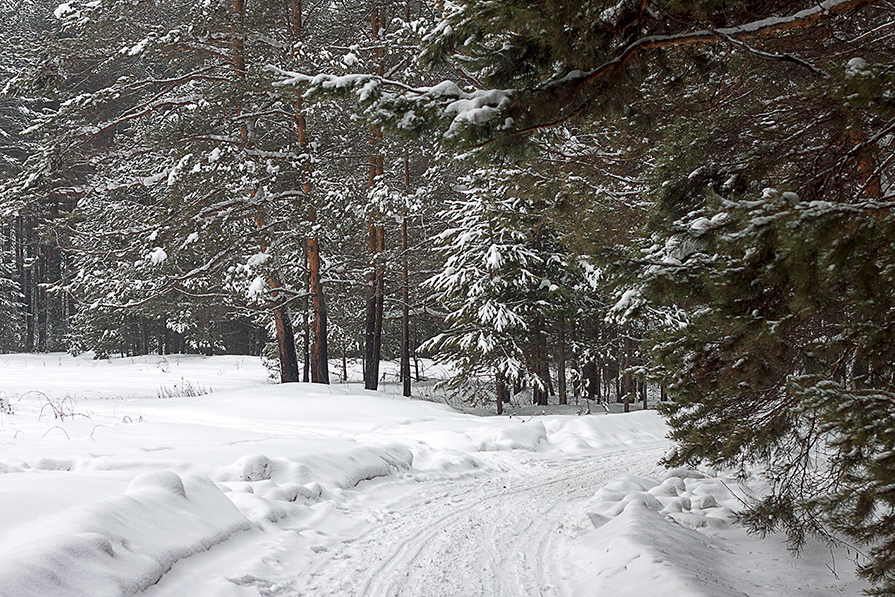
1, 0, 894, 590
1, 0, 655, 411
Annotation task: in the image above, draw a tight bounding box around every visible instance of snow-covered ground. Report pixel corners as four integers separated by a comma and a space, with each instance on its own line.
0, 353, 867, 596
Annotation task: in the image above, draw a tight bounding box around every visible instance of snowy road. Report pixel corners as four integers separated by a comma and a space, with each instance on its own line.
145, 447, 667, 597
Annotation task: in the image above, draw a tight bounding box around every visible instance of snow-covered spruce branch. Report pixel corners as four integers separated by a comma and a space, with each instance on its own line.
268, 66, 514, 140
273, 0, 879, 148
708, 29, 826, 76
551, 0, 881, 89
491, 0, 882, 147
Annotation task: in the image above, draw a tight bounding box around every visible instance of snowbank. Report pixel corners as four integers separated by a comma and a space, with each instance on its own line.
0, 472, 250, 597
569, 470, 865, 597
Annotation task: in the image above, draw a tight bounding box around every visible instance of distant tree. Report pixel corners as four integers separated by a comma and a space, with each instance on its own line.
0, 231, 24, 351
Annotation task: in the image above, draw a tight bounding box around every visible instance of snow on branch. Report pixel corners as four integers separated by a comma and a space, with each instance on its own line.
568, 0, 881, 88
510, 0, 883, 143
268, 66, 514, 140
271, 0, 879, 148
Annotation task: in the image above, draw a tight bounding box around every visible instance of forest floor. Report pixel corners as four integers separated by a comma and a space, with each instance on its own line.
0, 353, 868, 596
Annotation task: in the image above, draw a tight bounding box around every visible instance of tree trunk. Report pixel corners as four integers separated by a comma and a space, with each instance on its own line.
308, 211, 329, 384
583, 361, 598, 400
363, 222, 383, 390
623, 334, 631, 413
401, 216, 411, 397
364, 4, 386, 391
532, 316, 548, 407
204, 307, 214, 356
140, 316, 148, 356
374, 225, 385, 383
252, 208, 300, 383
234, 0, 299, 382
36, 245, 46, 351
302, 238, 310, 382
273, 300, 300, 382
558, 316, 567, 405
496, 370, 510, 415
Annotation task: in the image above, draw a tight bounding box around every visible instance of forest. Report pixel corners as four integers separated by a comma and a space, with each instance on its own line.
0, 0, 894, 593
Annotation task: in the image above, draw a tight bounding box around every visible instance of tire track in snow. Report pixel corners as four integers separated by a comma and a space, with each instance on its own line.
303, 444, 667, 597
141, 444, 667, 596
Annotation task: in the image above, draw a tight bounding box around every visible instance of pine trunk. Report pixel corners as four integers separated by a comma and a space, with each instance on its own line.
558, 316, 567, 405
401, 215, 411, 397
496, 371, 509, 415
363, 4, 386, 391
308, 220, 329, 384
364, 222, 381, 390
302, 239, 310, 382
273, 299, 300, 383
623, 334, 631, 413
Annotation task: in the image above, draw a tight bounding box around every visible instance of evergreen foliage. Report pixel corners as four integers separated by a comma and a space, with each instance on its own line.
2, 0, 894, 589
279, 0, 895, 590
0, 240, 24, 351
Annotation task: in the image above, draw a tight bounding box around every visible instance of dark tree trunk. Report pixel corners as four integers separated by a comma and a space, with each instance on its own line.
364, 4, 386, 391
140, 316, 148, 356
204, 307, 214, 356
36, 245, 46, 351
308, 222, 329, 384
623, 334, 631, 413
273, 301, 300, 382
363, 223, 382, 390
496, 371, 510, 415
401, 216, 411, 397
557, 316, 567, 405
583, 361, 599, 400
373, 224, 385, 384
302, 239, 310, 382
16, 216, 34, 352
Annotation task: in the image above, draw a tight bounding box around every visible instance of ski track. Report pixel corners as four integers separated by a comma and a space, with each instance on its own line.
144, 444, 667, 597
349, 447, 665, 597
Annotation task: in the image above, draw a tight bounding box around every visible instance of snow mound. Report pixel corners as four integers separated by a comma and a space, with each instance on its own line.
572, 504, 747, 597
0, 472, 251, 597
569, 471, 754, 596
585, 471, 739, 531
213, 443, 413, 520
567, 468, 863, 597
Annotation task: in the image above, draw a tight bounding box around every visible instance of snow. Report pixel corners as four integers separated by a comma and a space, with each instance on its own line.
126, 38, 148, 56
270, 68, 514, 139
246, 276, 266, 298
140, 171, 167, 187
148, 247, 167, 265
0, 353, 867, 596
846, 57, 869, 77
246, 252, 269, 267
53, 2, 74, 19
